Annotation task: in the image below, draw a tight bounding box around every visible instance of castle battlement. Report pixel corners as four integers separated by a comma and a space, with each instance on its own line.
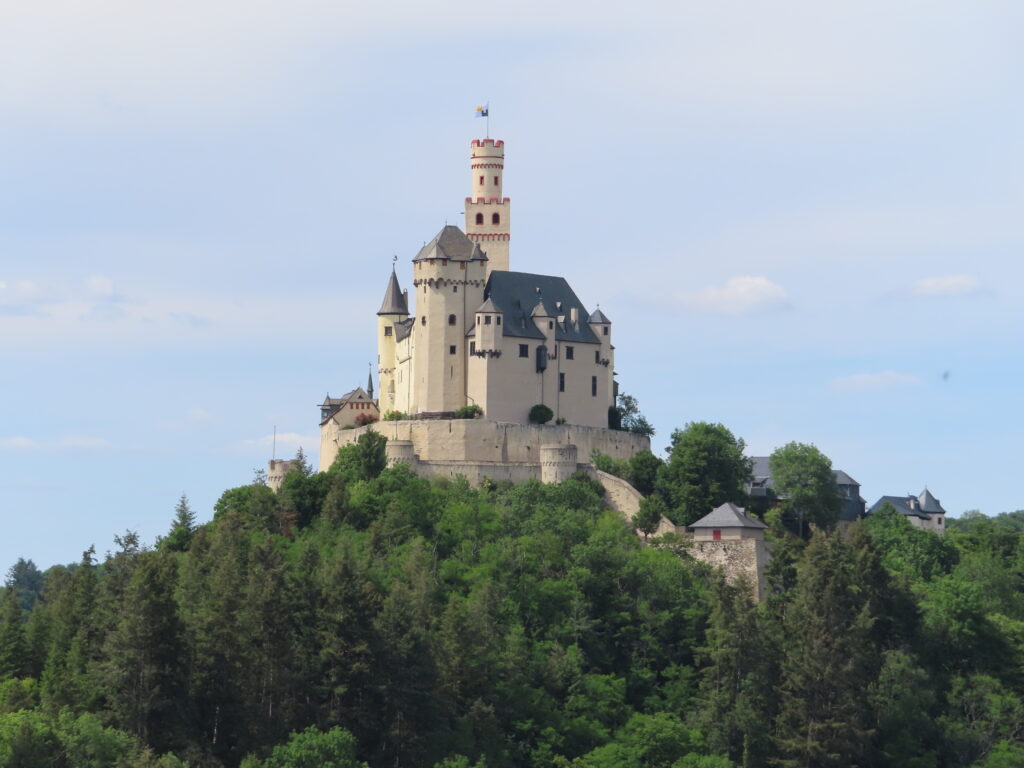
471, 138, 505, 149
465, 197, 511, 204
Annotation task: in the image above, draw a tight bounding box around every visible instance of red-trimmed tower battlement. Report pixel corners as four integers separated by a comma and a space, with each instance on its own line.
465, 138, 510, 273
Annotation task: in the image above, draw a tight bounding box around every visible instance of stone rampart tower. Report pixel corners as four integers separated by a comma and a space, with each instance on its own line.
465, 139, 510, 274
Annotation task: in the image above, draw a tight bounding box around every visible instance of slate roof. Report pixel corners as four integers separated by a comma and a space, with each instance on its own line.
476, 298, 499, 313
919, 488, 945, 514
690, 502, 768, 530
867, 489, 947, 521
413, 225, 485, 263
589, 308, 610, 323
394, 317, 415, 342
319, 387, 374, 425
478, 271, 601, 344
378, 268, 409, 316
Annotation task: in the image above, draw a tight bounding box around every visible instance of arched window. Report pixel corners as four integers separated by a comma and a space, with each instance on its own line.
475, 213, 484, 225
448, 314, 456, 326
492, 213, 500, 225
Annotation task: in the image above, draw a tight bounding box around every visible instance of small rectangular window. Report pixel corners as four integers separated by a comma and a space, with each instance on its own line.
494, 175, 499, 185
566, 346, 574, 360
484, 316, 491, 325
449, 345, 456, 355
385, 327, 393, 337
559, 373, 565, 392
477, 317, 481, 325
519, 344, 528, 358
591, 376, 597, 396
712, 529, 721, 541
479, 175, 484, 185
470, 342, 476, 355
421, 316, 426, 325
603, 326, 609, 336
496, 316, 501, 326
453, 285, 458, 292
594, 350, 599, 363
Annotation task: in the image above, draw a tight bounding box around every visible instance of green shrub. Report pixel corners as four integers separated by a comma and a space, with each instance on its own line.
529, 404, 553, 424
453, 404, 483, 419
383, 411, 409, 421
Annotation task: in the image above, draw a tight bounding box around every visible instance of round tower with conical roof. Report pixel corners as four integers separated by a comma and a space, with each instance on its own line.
465, 138, 510, 274
376, 266, 409, 415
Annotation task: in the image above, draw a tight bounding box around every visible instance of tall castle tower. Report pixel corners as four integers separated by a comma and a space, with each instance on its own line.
465, 139, 510, 273
376, 267, 408, 415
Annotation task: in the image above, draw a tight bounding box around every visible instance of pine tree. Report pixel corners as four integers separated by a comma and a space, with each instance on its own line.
0, 588, 29, 680
773, 534, 877, 767
163, 494, 198, 553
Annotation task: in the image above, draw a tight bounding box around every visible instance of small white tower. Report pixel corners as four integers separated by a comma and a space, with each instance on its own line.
376, 266, 409, 415
465, 139, 511, 274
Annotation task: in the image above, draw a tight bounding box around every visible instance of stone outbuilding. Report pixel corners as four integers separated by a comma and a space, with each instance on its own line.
688, 503, 770, 602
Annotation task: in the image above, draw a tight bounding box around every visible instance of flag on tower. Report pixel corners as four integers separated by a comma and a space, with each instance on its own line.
475, 104, 489, 118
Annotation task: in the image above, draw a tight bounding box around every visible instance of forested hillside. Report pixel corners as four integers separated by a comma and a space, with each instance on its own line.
2, 431, 1024, 767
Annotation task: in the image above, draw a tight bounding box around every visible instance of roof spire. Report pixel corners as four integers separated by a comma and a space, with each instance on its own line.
367, 364, 374, 401
378, 262, 409, 316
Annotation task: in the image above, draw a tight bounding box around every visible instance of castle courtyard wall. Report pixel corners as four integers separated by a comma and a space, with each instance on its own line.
320, 418, 649, 472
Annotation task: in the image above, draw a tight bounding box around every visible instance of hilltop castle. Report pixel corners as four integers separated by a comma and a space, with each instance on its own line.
319, 138, 646, 481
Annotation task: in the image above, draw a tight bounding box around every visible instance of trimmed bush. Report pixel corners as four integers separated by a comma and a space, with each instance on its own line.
529, 404, 553, 424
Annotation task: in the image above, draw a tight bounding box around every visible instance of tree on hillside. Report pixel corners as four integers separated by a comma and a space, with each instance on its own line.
0, 588, 29, 680
769, 442, 842, 537
4, 559, 43, 613
162, 495, 198, 553
654, 423, 751, 526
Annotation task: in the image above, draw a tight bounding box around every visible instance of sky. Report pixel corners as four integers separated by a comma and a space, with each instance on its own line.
2, 0, 1022, 572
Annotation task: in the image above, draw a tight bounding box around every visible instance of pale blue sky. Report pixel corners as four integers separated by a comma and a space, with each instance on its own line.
2, 1, 1022, 570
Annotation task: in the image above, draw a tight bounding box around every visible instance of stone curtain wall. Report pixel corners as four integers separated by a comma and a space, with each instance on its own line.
691, 539, 769, 602
322, 419, 649, 472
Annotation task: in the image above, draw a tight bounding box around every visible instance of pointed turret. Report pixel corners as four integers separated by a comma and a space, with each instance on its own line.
367, 366, 374, 401
378, 267, 409, 316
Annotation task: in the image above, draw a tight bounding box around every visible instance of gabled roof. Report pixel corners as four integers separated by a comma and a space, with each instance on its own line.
319, 387, 375, 425
530, 299, 553, 318
378, 268, 409, 316
589, 307, 610, 323
690, 502, 768, 529
413, 225, 484, 262
482, 271, 601, 344
476, 297, 500, 313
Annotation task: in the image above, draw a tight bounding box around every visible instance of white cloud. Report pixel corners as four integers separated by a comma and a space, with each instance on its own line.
830, 371, 922, 391
684, 276, 790, 315
0, 437, 37, 450
86, 275, 115, 299
186, 408, 213, 424
912, 275, 983, 297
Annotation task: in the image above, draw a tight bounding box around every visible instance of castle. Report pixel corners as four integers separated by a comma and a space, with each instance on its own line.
319, 138, 647, 480
313, 135, 768, 599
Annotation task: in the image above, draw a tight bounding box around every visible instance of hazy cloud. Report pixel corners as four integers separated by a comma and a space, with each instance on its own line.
684, 276, 790, 315
0, 435, 109, 451
913, 275, 983, 297
830, 371, 922, 391
242, 432, 316, 450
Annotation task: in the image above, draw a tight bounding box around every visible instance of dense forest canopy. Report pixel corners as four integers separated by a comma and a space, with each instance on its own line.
2, 428, 1024, 767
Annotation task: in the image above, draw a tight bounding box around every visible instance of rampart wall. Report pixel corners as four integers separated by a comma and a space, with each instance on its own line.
320, 419, 649, 472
